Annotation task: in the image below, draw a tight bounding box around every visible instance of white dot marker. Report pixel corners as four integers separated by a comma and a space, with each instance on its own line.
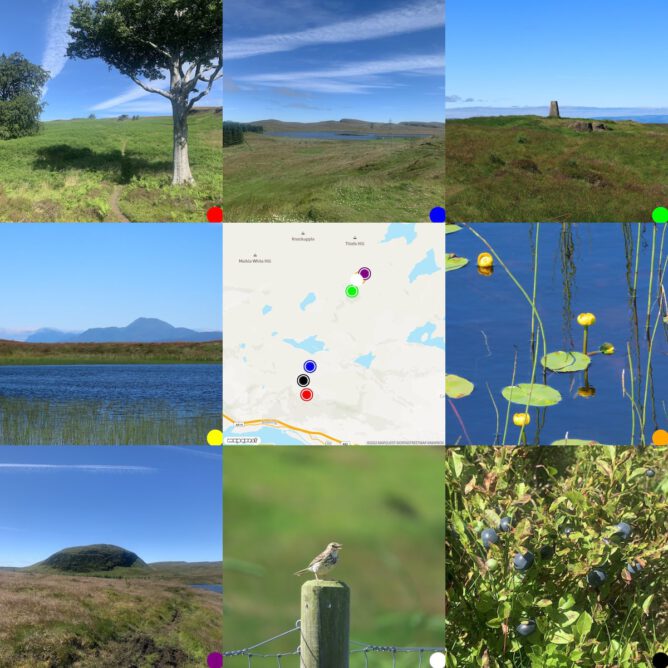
429, 652, 446, 668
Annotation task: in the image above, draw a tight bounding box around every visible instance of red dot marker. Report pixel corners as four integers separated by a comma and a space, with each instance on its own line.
300, 388, 313, 402
207, 206, 223, 222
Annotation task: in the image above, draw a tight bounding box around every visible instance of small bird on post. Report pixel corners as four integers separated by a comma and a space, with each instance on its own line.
294, 542, 342, 581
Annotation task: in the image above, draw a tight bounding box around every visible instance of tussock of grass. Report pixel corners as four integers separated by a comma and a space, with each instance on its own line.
0, 572, 221, 667
0, 111, 222, 222
446, 115, 668, 222
224, 132, 444, 222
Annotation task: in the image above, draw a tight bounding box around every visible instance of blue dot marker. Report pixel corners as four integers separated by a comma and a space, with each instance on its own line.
430, 206, 446, 223
304, 360, 317, 373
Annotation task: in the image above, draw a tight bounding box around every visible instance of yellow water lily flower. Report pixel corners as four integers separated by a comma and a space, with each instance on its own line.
577, 386, 596, 398
513, 412, 531, 427
477, 252, 494, 268
577, 313, 596, 327
477, 266, 494, 277
599, 342, 615, 355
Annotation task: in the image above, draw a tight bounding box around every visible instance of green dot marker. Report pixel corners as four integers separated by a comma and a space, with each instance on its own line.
652, 206, 668, 223
345, 284, 359, 298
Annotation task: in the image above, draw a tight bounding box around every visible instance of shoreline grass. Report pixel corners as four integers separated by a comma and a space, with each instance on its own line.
0, 340, 221, 365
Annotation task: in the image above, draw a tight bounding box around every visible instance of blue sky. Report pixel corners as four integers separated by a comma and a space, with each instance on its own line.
1, 0, 222, 120
0, 224, 222, 336
224, 0, 444, 122
447, 0, 668, 118
0, 446, 222, 566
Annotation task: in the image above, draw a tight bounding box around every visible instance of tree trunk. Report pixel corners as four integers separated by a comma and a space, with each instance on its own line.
171, 97, 194, 186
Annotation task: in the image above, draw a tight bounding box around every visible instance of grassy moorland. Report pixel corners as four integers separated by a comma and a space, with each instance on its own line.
0, 571, 221, 667
0, 339, 221, 365
446, 116, 668, 222
0, 109, 221, 222
224, 121, 444, 222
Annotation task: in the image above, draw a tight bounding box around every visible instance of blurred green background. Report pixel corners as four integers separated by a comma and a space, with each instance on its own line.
223, 446, 444, 667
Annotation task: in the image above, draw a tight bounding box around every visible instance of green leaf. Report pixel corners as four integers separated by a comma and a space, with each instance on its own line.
642, 594, 654, 615
536, 599, 553, 608
446, 253, 469, 272
550, 630, 574, 645
449, 450, 464, 478
558, 595, 576, 611
541, 351, 591, 373
446, 374, 475, 399
445, 224, 461, 234
502, 383, 562, 407
574, 611, 593, 640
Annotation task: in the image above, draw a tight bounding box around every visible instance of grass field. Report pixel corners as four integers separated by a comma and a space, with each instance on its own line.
223, 447, 443, 667
0, 571, 221, 667
0, 340, 221, 365
223, 130, 445, 222
0, 109, 222, 222
446, 115, 668, 222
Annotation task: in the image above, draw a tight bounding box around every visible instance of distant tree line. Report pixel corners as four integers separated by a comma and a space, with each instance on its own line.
223, 121, 263, 147
0, 53, 49, 140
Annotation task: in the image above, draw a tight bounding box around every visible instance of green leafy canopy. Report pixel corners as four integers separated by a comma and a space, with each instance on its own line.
67, 0, 222, 81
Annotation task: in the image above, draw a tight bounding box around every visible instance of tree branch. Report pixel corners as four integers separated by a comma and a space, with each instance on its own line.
136, 38, 173, 62
187, 60, 222, 109
198, 56, 223, 83
130, 75, 174, 100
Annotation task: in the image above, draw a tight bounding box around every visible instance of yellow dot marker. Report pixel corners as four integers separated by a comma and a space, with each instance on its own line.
207, 429, 223, 446
652, 429, 668, 446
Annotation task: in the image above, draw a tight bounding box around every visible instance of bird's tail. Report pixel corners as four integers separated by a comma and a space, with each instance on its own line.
294, 568, 309, 575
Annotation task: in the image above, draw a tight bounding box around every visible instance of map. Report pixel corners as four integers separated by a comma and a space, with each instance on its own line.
223, 223, 445, 445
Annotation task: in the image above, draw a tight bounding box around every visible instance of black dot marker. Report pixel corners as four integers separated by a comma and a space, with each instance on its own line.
297, 374, 310, 387
654, 652, 668, 668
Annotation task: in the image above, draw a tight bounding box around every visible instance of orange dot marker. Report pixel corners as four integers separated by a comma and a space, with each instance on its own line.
652, 429, 668, 446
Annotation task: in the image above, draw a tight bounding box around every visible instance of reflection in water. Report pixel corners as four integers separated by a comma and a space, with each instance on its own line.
446, 223, 668, 445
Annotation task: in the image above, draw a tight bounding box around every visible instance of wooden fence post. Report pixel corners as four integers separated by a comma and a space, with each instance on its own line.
300, 580, 350, 668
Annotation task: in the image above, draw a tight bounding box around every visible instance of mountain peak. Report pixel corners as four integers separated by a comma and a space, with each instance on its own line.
38, 544, 147, 573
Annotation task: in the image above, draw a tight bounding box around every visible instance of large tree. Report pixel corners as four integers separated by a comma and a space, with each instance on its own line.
0, 53, 49, 140
67, 0, 222, 185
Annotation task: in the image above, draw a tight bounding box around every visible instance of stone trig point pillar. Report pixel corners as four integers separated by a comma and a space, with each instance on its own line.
549, 101, 561, 118
300, 580, 350, 668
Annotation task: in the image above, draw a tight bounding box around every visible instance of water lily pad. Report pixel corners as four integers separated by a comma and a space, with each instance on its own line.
541, 351, 591, 373
551, 439, 603, 445
446, 374, 475, 398
445, 224, 462, 235
446, 253, 469, 272
502, 383, 562, 407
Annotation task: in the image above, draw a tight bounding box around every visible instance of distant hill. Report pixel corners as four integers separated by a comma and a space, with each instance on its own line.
35, 544, 147, 573
26, 318, 221, 343
246, 118, 445, 135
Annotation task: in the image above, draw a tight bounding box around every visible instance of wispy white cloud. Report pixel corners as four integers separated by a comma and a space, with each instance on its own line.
0, 464, 154, 473
226, 0, 443, 60
238, 54, 443, 94
90, 85, 156, 111
41, 0, 72, 95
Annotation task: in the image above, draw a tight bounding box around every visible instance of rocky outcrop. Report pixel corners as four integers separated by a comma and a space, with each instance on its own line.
549, 101, 560, 118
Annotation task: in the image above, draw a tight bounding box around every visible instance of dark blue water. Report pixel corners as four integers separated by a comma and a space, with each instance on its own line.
447, 224, 668, 445
266, 131, 430, 140
190, 584, 222, 593
0, 364, 221, 416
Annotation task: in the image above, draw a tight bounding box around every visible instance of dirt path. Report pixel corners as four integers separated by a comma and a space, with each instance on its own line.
109, 185, 129, 222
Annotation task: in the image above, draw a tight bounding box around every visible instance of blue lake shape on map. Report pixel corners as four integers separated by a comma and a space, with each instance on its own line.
262, 305, 272, 315
354, 352, 376, 369
271, 331, 278, 337
300, 292, 316, 311
239, 343, 246, 349
407, 322, 445, 350
283, 335, 326, 353
382, 223, 416, 245
409, 249, 439, 283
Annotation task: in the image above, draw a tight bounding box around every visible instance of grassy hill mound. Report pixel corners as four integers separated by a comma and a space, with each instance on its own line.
35, 544, 147, 573
445, 115, 668, 222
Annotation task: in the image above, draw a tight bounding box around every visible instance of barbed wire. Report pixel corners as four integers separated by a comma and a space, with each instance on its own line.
223, 620, 444, 666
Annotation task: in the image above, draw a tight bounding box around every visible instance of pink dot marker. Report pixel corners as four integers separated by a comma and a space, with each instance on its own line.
207, 652, 223, 668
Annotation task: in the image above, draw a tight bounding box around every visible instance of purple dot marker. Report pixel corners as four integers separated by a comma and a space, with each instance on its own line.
358, 267, 371, 280
207, 652, 223, 668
